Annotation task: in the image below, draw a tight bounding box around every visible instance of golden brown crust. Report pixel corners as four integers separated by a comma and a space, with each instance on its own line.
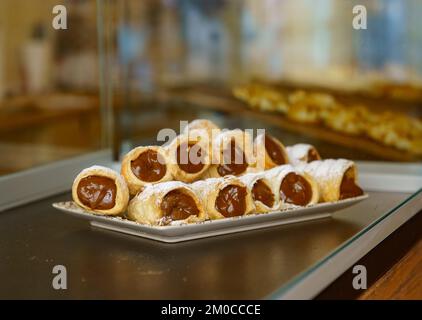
190, 176, 255, 220
254, 133, 290, 170
296, 159, 359, 202
121, 146, 173, 196
72, 165, 129, 215
239, 173, 278, 213
286, 144, 321, 166
264, 165, 319, 209
205, 129, 254, 178
183, 119, 221, 137
127, 181, 206, 225
166, 133, 211, 183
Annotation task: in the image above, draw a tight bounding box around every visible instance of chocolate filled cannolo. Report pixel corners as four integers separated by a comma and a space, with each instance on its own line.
127, 181, 206, 225
286, 143, 321, 166
204, 129, 254, 178
265, 165, 319, 208
239, 172, 278, 213
121, 146, 173, 196
254, 133, 289, 170
182, 119, 221, 137
72, 165, 129, 215
191, 176, 255, 219
166, 132, 211, 183
296, 159, 364, 202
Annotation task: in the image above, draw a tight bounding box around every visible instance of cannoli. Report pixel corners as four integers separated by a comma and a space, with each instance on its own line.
191, 176, 254, 219
205, 129, 254, 178
265, 165, 319, 208
254, 133, 289, 170
182, 119, 221, 137
121, 146, 173, 196
286, 143, 321, 166
239, 173, 278, 213
72, 165, 129, 215
166, 132, 211, 183
296, 159, 364, 202
127, 181, 206, 225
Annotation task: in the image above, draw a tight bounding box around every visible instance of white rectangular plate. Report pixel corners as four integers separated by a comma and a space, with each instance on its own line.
52, 194, 368, 243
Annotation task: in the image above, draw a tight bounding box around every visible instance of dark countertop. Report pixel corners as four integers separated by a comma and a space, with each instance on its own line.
0, 191, 412, 299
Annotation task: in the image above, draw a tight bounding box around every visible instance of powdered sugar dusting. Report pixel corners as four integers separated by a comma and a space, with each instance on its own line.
296, 159, 353, 181
286, 144, 313, 165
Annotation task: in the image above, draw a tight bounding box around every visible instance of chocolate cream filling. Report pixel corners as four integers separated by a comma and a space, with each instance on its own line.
280, 173, 312, 206
265, 134, 287, 165
307, 148, 320, 162
252, 179, 274, 208
160, 190, 200, 220
176, 142, 205, 174
339, 168, 364, 200
215, 185, 247, 217
217, 139, 248, 176
77, 175, 117, 210
131, 149, 166, 182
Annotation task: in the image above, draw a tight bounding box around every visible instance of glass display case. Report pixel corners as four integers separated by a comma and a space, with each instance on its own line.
97, 0, 422, 164
0, 0, 106, 177
89, 0, 421, 298
0, 0, 420, 300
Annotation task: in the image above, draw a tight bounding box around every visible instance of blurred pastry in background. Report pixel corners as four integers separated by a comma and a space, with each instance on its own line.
287, 91, 338, 124
367, 112, 422, 153
233, 83, 422, 155
323, 105, 372, 136
233, 83, 289, 113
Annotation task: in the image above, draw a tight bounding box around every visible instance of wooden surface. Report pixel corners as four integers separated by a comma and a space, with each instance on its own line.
317, 211, 422, 300
359, 237, 422, 300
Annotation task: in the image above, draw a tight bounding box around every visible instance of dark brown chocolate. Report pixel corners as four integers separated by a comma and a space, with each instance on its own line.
215, 185, 247, 217
252, 179, 274, 208
340, 168, 364, 200
217, 139, 248, 176
131, 149, 166, 182
280, 173, 312, 206
77, 175, 117, 210
160, 189, 199, 220
265, 134, 286, 165
307, 148, 320, 162
176, 142, 205, 174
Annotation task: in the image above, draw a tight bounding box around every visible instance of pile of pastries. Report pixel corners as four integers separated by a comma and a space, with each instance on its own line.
233, 84, 422, 155
72, 119, 364, 226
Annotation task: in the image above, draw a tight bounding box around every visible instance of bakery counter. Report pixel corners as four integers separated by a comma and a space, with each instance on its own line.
0, 187, 420, 299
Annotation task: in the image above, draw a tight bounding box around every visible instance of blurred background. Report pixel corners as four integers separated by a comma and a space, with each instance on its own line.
1, 0, 421, 176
